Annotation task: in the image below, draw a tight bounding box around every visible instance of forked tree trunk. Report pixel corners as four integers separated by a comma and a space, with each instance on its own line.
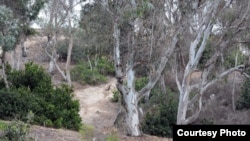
113, 18, 141, 136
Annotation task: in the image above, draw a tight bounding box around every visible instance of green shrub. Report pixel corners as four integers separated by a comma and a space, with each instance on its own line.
111, 90, 120, 103
57, 39, 87, 63
71, 62, 107, 85
8, 62, 52, 92
0, 120, 8, 130
135, 77, 148, 91
95, 57, 115, 76
142, 88, 177, 137
236, 79, 250, 110
0, 63, 81, 131
4, 120, 30, 141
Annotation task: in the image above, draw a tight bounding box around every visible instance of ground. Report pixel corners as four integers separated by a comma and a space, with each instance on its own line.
2, 35, 173, 141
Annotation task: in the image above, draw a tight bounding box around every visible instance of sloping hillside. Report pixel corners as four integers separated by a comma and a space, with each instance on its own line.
2, 35, 173, 141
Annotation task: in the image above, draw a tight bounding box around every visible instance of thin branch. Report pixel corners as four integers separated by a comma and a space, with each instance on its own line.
175, 69, 182, 92
137, 30, 180, 100
242, 72, 250, 79
203, 65, 245, 91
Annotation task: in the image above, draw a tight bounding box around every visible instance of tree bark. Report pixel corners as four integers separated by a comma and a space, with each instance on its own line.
1, 52, 9, 89
65, 0, 74, 86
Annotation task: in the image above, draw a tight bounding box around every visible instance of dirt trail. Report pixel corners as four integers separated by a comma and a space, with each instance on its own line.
8, 35, 172, 141
74, 78, 119, 132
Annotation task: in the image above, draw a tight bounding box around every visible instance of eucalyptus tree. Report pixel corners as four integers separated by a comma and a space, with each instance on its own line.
98, 0, 181, 136
175, 0, 250, 125
0, 5, 19, 88
0, 0, 46, 70
43, 0, 83, 86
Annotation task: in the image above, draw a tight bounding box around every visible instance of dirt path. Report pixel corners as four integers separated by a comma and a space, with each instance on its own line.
74, 78, 119, 133
12, 35, 172, 141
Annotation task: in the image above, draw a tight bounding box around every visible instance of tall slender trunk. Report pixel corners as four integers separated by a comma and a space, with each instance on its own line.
65, 35, 73, 86
65, 4, 73, 86
232, 49, 239, 112
1, 51, 9, 89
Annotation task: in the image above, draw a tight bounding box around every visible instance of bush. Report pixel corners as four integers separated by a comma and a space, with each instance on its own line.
95, 56, 115, 76
71, 62, 107, 85
3, 120, 30, 141
111, 90, 120, 103
8, 62, 52, 92
57, 39, 87, 63
0, 63, 81, 131
142, 88, 177, 137
135, 77, 148, 91
236, 79, 250, 110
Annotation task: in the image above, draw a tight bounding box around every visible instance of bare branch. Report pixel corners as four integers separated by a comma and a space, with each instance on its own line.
176, 70, 182, 92
242, 72, 250, 79
137, 30, 180, 100
203, 65, 245, 91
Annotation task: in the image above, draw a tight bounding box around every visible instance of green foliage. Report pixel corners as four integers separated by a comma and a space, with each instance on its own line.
0, 63, 81, 131
224, 50, 245, 69
96, 57, 115, 76
135, 0, 154, 18
135, 77, 148, 91
79, 3, 113, 59
3, 120, 30, 141
0, 5, 19, 52
71, 62, 107, 85
8, 62, 52, 92
236, 79, 250, 110
111, 90, 120, 103
0, 120, 8, 130
57, 39, 87, 63
142, 88, 178, 137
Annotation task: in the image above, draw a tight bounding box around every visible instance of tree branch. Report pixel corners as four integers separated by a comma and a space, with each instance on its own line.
203, 65, 245, 91
137, 30, 180, 101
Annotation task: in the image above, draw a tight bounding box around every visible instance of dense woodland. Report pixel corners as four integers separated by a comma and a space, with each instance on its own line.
0, 0, 250, 140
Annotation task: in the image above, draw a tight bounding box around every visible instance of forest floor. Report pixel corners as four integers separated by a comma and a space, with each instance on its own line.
3, 35, 173, 141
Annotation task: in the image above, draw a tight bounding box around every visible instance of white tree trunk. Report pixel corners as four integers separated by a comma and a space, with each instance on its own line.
175, 0, 221, 124
113, 18, 141, 135
124, 68, 140, 136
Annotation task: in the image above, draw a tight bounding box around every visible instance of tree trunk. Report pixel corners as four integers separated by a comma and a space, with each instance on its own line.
65, 3, 73, 86
20, 34, 27, 57
1, 52, 9, 89
124, 68, 141, 136
177, 88, 189, 124
124, 94, 140, 136
48, 46, 57, 74
113, 19, 141, 136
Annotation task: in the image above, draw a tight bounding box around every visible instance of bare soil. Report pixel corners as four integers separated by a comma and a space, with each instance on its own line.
5, 35, 173, 141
